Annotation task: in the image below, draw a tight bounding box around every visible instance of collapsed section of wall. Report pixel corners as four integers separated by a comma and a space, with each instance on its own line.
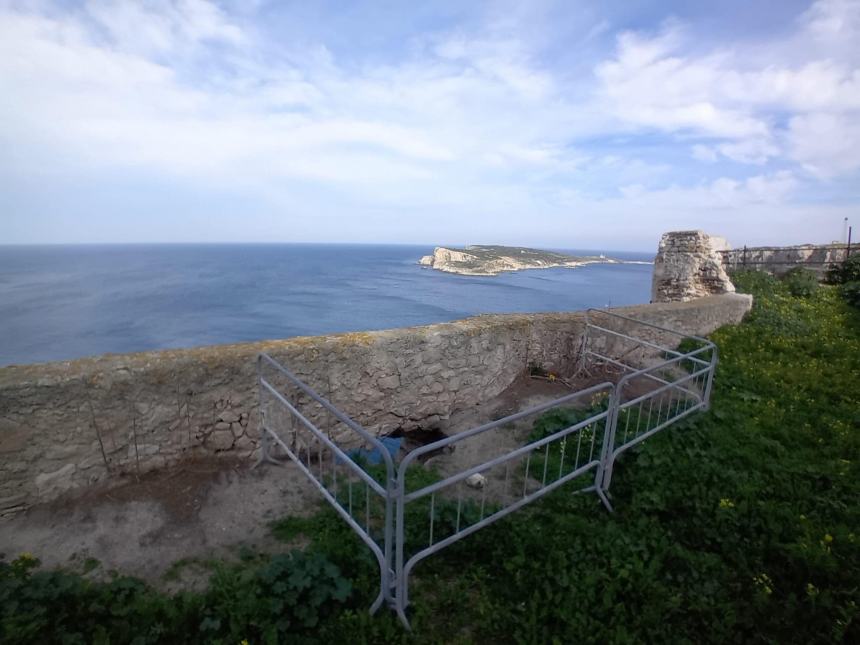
651, 231, 736, 303
0, 295, 752, 517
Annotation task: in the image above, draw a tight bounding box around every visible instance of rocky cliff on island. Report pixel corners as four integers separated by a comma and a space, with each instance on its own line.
418, 245, 627, 276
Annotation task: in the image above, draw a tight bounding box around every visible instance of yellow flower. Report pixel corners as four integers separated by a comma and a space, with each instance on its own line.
18, 552, 35, 562
240, 640, 250, 645
719, 498, 735, 509
823, 534, 834, 544
753, 573, 773, 595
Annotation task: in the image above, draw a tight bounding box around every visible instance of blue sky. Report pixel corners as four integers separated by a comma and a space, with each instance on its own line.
1, 0, 858, 251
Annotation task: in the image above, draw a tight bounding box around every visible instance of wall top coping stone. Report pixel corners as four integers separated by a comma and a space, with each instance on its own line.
0, 293, 751, 387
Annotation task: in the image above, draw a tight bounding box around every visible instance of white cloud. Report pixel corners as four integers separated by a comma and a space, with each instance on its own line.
0, 0, 858, 246
85, 0, 245, 56
595, 24, 770, 140
621, 171, 798, 210
596, 2, 860, 176
801, 0, 860, 48
691, 145, 718, 163
433, 35, 554, 100
717, 139, 780, 165
788, 112, 860, 177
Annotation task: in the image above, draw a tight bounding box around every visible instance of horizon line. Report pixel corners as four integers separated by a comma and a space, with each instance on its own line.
0, 241, 656, 253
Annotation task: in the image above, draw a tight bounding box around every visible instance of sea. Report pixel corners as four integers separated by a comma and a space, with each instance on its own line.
0, 244, 654, 367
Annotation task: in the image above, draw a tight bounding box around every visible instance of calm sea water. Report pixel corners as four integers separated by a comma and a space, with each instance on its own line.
0, 244, 653, 367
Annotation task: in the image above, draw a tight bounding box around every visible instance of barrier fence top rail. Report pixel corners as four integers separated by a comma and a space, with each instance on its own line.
396, 380, 615, 472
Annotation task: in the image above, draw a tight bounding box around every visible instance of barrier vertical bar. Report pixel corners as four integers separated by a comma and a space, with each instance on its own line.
254, 354, 275, 468
702, 345, 719, 411
598, 386, 621, 495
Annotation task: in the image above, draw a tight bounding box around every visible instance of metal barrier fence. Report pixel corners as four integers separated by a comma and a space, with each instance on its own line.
256, 310, 717, 628
580, 309, 718, 491
257, 354, 397, 613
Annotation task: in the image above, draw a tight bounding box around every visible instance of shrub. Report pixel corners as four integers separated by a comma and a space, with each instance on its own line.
1, 550, 352, 644
825, 253, 860, 284
782, 267, 819, 297
201, 550, 352, 642
729, 269, 784, 296
840, 281, 860, 308
0, 554, 199, 643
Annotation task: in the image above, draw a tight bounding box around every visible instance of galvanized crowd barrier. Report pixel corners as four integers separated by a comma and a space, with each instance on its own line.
256, 310, 717, 628
580, 309, 718, 491
256, 353, 397, 613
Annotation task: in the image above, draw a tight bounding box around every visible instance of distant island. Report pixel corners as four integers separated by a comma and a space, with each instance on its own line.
419, 245, 640, 276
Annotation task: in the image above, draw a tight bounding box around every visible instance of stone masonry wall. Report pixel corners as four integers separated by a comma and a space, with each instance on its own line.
652, 231, 736, 303
0, 294, 752, 517
719, 244, 852, 276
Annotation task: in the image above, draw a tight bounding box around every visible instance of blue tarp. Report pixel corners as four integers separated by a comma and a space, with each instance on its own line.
341, 436, 402, 466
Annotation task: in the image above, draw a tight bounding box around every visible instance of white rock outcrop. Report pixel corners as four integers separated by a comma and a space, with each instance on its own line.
651, 231, 735, 302
418, 245, 619, 276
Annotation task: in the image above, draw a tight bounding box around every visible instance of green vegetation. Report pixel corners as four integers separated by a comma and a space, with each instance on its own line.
783, 266, 819, 298
2, 270, 858, 643
826, 254, 860, 309
444, 245, 588, 265
423, 245, 616, 275
1, 550, 353, 645
524, 400, 608, 485
826, 254, 860, 285
841, 281, 860, 308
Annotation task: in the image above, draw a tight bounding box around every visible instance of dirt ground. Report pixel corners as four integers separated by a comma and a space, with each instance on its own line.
0, 456, 322, 589
0, 373, 607, 588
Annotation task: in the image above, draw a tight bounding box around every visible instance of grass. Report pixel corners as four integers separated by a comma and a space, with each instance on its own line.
2, 270, 858, 643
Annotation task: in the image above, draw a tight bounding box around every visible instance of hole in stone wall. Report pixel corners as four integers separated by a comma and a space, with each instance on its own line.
387, 426, 450, 462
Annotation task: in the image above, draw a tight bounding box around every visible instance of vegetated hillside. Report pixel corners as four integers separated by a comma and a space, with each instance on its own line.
418, 244, 617, 275
455, 245, 583, 263
2, 271, 858, 643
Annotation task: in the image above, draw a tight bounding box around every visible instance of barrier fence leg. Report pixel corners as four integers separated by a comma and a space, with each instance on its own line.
598, 388, 621, 501
253, 361, 287, 469
373, 473, 397, 614
393, 477, 411, 629
702, 347, 718, 411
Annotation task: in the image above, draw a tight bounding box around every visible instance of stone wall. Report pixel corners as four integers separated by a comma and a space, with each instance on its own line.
0, 294, 752, 517
651, 231, 736, 302
719, 244, 851, 276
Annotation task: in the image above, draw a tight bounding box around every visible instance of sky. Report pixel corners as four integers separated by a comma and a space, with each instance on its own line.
1, 0, 859, 251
